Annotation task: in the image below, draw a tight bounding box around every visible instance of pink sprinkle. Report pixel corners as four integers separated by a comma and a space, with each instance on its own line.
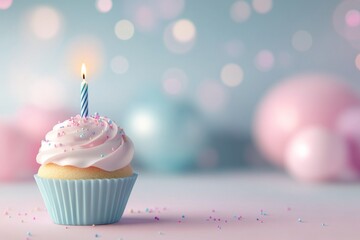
178, 220, 181, 223
225, 220, 228, 223
33, 217, 36, 220
154, 217, 160, 221
4, 211, 8, 215
65, 227, 68, 229
261, 220, 264, 223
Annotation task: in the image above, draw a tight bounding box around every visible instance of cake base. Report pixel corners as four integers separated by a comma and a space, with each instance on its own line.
38, 163, 133, 179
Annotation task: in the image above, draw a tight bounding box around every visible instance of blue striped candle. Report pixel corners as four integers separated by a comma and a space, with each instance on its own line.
80, 64, 89, 118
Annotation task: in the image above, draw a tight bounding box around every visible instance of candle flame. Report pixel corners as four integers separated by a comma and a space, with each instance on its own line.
81, 63, 86, 80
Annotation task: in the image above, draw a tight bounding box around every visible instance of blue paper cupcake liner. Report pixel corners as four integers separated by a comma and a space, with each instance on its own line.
34, 173, 137, 225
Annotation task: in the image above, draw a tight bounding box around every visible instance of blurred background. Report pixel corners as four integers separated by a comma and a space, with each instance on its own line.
2, 0, 360, 182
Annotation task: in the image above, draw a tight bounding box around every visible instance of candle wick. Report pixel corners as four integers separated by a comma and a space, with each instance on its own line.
82, 74, 85, 80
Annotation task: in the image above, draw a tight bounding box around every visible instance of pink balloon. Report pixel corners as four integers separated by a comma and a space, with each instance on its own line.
253, 74, 360, 165
336, 107, 360, 173
0, 122, 34, 181
285, 127, 349, 182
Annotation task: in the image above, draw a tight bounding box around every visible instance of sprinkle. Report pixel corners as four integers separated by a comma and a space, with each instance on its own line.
111, 147, 115, 152
100, 154, 104, 158
21, 220, 24, 223
321, 223, 326, 227
108, 120, 112, 124
178, 220, 181, 223
182, 215, 185, 219
92, 224, 96, 227
298, 218, 302, 223
154, 216, 160, 221
256, 218, 259, 221
33, 217, 36, 220
130, 209, 134, 213
4, 211, 8, 215
65, 227, 68, 229
27, 232, 32, 237
212, 209, 215, 213
158, 231, 164, 235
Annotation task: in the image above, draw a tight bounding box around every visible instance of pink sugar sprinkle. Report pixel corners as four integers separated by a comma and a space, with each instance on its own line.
33, 217, 36, 220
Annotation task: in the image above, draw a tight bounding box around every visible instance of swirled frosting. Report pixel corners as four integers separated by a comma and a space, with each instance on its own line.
36, 114, 134, 171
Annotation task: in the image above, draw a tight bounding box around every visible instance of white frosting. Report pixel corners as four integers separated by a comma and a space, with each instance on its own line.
36, 114, 134, 171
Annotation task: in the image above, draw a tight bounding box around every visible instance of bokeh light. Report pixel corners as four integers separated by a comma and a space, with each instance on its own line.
164, 22, 195, 54
95, 0, 112, 13
172, 19, 196, 43
115, 19, 135, 40
355, 53, 360, 70
29, 6, 62, 40
220, 63, 244, 87
0, 0, 12, 10
252, 0, 273, 14
292, 30, 313, 52
230, 1, 251, 23
197, 80, 228, 113
65, 36, 105, 79
162, 68, 188, 96
345, 9, 360, 27
333, 0, 360, 50
133, 5, 157, 32
255, 50, 274, 72
155, 0, 185, 20
110, 56, 129, 74
130, 110, 157, 138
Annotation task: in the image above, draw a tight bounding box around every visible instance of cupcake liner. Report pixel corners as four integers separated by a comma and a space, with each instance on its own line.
34, 173, 137, 225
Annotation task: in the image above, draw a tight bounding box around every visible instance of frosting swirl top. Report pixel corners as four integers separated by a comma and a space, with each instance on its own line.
36, 114, 134, 171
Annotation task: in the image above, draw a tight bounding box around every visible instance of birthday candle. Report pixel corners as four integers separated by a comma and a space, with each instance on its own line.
80, 64, 89, 118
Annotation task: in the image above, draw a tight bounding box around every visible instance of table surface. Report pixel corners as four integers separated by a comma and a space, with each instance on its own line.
1, 171, 360, 240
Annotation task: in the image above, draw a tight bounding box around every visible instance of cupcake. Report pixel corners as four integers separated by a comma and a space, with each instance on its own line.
34, 113, 137, 225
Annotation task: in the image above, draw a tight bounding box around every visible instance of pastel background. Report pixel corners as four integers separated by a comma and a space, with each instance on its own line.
2, 0, 360, 180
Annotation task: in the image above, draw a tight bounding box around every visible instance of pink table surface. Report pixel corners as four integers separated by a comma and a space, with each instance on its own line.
1, 171, 360, 240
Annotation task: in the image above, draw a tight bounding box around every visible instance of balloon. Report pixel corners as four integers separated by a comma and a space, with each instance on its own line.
285, 127, 349, 182
254, 74, 360, 166
0, 122, 34, 181
336, 107, 360, 174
